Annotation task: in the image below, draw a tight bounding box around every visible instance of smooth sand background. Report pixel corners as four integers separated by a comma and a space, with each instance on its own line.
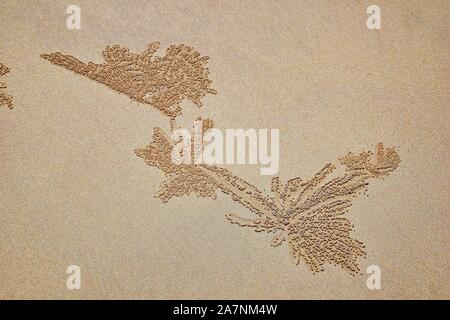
0, 0, 449, 299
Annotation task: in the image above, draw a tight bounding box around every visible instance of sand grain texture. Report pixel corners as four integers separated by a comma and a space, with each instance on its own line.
0, 0, 449, 299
